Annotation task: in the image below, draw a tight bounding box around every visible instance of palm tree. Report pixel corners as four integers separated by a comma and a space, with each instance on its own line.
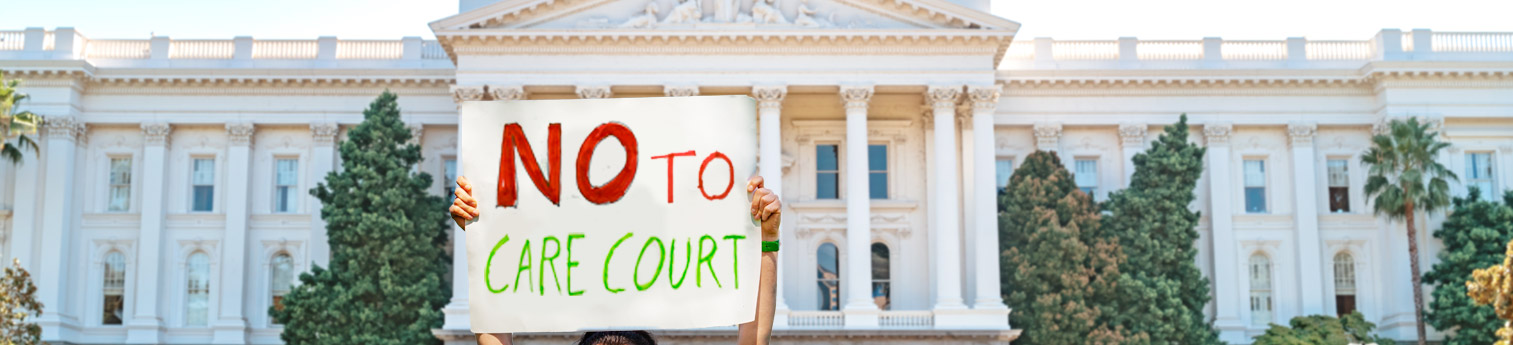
1362, 117, 1457, 345
0, 72, 42, 164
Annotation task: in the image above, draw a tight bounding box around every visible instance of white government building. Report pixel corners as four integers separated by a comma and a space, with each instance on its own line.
2, 0, 1511, 343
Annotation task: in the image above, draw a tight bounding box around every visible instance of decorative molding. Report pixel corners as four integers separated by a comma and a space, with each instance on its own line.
1032, 122, 1061, 151
42, 116, 86, 141
1203, 123, 1233, 146
310, 122, 339, 144
226, 122, 255, 146
444, 34, 1006, 57
1288, 122, 1317, 145
839, 86, 874, 111
752, 86, 787, 111
488, 85, 527, 101
966, 85, 1000, 112
451, 85, 485, 104
141, 122, 172, 146
1118, 123, 1147, 146
925, 85, 961, 108
576, 85, 613, 99
663, 85, 700, 97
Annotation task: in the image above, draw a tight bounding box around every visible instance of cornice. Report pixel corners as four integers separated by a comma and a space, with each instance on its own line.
437, 29, 1010, 57
428, 0, 1018, 32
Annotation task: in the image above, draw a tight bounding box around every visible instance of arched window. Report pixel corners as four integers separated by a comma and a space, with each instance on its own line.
871, 243, 891, 310
1249, 253, 1273, 326
185, 252, 211, 327
103, 251, 126, 325
270, 253, 294, 323
1334, 252, 1357, 316
816, 243, 840, 311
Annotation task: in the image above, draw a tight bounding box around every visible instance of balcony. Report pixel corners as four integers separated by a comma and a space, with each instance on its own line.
0, 27, 454, 70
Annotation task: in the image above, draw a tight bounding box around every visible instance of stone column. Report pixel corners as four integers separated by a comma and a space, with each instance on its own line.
576, 85, 613, 99
35, 116, 84, 340
1119, 123, 1147, 187
1205, 123, 1245, 342
927, 85, 968, 313
839, 85, 879, 327
753, 86, 789, 319
968, 86, 1007, 311
127, 122, 171, 344
308, 123, 338, 268
213, 122, 254, 344
1289, 122, 1326, 315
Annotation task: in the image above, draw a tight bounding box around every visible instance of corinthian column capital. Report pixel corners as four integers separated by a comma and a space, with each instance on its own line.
967, 85, 1001, 112
142, 122, 172, 146
226, 122, 255, 146
1288, 121, 1317, 144
310, 122, 338, 144
752, 85, 787, 110
663, 85, 700, 97
576, 85, 613, 99
926, 85, 962, 108
450, 85, 485, 104
488, 85, 527, 101
839, 85, 873, 111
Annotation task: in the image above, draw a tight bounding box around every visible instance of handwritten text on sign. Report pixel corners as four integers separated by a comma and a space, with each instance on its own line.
459, 96, 759, 333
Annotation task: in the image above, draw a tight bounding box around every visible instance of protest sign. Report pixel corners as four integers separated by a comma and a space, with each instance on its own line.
458, 96, 760, 333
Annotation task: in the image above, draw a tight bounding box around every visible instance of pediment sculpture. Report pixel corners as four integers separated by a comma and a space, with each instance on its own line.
616, 0, 835, 29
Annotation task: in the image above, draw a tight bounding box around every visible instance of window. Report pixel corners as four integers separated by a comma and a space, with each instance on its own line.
870, 243, 891, 310
274, 159, 298, 213
1244, 160, 1267, 213
108, 157, 131, 212
185, 252, 211, 327
270, 253, 294, 323
995, 158, 1014, 190
1327, 159, 1350, 213
868, 144, 887, 199
444, 158, 458, 201
816, 145, 839, 199
1468, 152, 1496, 196
816, 243, 840, 311
1074, 159, 1098, 197
1249, 254, 1273, 326
1334, 252, 1357, 316
191, 158, 215, 212
103, 251, 126, 325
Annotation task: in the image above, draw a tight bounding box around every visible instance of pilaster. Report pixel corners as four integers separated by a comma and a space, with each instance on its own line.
36, 116, 85, 342
1289, 122, 1326, 315
839, 85, 879, 328
308, 123, 338, 269
212, 122, 253, 344
1204, 122, 1246, 342
126, 122, 170, 344
1119, 123, 1147, 188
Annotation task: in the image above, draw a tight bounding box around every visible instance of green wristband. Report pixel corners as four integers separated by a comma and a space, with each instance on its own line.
761, 240, 780, 252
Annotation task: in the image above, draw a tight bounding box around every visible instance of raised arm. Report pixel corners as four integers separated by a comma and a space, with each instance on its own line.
738, 176, 781, 345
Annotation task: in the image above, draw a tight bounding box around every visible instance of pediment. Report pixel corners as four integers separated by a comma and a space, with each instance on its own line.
429, 0, 1019, 31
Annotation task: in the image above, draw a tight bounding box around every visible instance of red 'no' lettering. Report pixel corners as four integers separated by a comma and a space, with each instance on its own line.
497, 123, 562, 207
577, 122, 639, 204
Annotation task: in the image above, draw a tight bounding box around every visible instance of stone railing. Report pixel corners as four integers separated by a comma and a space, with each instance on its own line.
1002, 29, 1513, 69
878, 310, 934, 328
786, 311, 844, 328
0, 27, 450, 64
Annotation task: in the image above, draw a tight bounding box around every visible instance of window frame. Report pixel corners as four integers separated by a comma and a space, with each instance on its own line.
272, 157, 300, 213
1073, 157, 1099, 198
1326, 158, 1351, 213
269, 252, 295, 325
815, 242, 841, 311
995, 156, 1016, 190
814, 143, 841, 200
866, 143, 889, 200
106, 156, 133, 213
1248, 252, 1274, 327
1242, 158, 1268, 214
184, 251, 213, 327
101, 250, 127, 326
443, 157, 458, 202
1466, 151, 1497, 196
870, 242, 891, 310
189, 156, 217, 213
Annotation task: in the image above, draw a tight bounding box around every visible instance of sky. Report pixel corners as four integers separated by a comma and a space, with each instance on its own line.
2, 0, 1510, 40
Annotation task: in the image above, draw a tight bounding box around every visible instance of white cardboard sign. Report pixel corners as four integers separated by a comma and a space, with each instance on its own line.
458, 96, 760, 333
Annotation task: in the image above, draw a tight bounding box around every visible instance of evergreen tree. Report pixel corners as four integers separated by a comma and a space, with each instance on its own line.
1100, 115, 1221, 344
1000, 151, 1145, 345
1425, 189, 1513, 345
271, 91, 452, 345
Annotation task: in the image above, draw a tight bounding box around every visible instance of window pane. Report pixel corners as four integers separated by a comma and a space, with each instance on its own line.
867, 145, 887, 171
816, 145, 838, 171
816, 243, 840, 311
1329, 187, 1350, 213
271, 254, 294, 319
1334, 253, 1355, 293
276, 159, 297, 186
193, 186, 214, 212
109, 158, 132, 212
109, 186, 131, 212
869, 172, 887, 199
1327, 159, 1349, 187
275, 187, 292, 213
1250, 254, 1273, 326
871, 243, 890, 310
1245, 187, 1267, 213
995, 159, 1014, 189
444, 159, 458, 201
817, 173, 838, 199
110, 158, 132, 184
192, 159, 215, 185
103, 252, 126, 325
1467, 153, 1496, 195
1074, 159, 1098, 188
1244, 160, 1266, 187
186, 252, 211, 327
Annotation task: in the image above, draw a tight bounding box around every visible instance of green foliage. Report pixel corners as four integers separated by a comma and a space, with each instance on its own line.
1467, 236, 1513, 345
1362, 117, 1458, 345
270, 91, 452, 345
1425, 189, 1513, 345
1, 258, 42, 345
1253, 312, 1395, 345
0, 73, 42, 164
1000, 151, 1145, 345
1100, 115, 1220, 345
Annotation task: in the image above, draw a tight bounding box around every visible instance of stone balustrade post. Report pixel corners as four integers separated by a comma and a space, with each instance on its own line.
233, 36, 253, 60
1412, 28, 1433, 59
1286, 37, 1307, 67
317, 36, 338, 60
1202, 37, 1223, 68
1118, 37, 1138, 68
1375, 29, 1404, 61
1034, 37, 1054, 68
53, 27, 77, 59
22, 27, 44, 51
402, 36, 423, 60
150, 36, 170, 60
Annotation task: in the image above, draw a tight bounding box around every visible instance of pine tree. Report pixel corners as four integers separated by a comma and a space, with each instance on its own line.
271, 91, 452, 345
1425, 189, 1513, 345
1100, 115, 1221, 344
1000, 151, 1145, 345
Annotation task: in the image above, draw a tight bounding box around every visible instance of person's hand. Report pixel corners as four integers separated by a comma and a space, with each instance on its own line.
747, 176, 781, 241
450, 176, 479, 230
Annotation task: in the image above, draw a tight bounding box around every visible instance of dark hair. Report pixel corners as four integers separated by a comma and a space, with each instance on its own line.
575, 331, 656, 345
